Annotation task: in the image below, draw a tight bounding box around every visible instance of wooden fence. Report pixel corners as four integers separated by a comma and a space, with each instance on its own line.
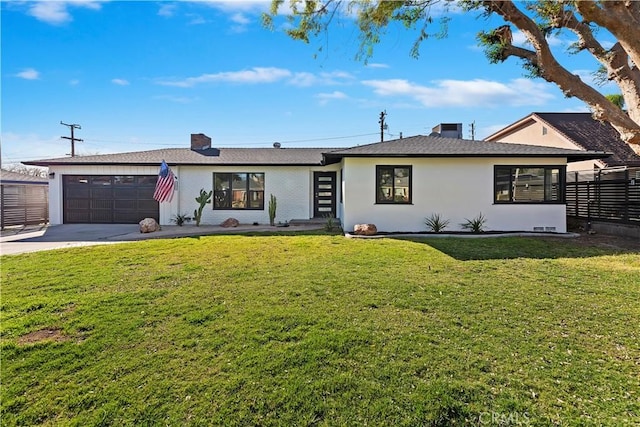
566, 167, 640, 225
1, 183, 49, 230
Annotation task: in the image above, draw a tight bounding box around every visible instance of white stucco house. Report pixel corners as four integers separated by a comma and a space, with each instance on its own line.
25, 132, 609, 233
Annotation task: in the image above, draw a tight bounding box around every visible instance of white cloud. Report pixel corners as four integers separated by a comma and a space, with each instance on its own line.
200, 1, 270, 13
315, 91, 348, 106
187, 14, 208, 25
156, 67, 354, 88
16, 68, 40, 80
111, 78, 130, 86
156, 67, 293, 87
153, 95, 198, 104
158, 4, 177, 17
366, 63, 390, 69
229, 12, 250, 32
230, 12, 250, 25
69, 79, 80, 86
27, 1, 103, 25
361, 78, 554, 108
289, 70, 355, 87
289, 72, 318, 87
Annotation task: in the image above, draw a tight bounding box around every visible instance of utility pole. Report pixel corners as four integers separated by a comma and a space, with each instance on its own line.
470, 121, 476, 141
378, 110, 387, 142
60, 121, 83, 157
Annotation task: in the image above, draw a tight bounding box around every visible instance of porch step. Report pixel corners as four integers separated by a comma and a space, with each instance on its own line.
289, 218, 327, 225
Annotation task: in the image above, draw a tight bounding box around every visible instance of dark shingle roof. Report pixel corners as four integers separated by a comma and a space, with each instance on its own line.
533, 113, 640, 167
324, 135, 610, 163
24, 135, 609, 167
24, 147, 331, 167
0, 170, 48, 184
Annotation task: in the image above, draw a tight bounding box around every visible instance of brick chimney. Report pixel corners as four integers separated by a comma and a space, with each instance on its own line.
191, 133, 211, 150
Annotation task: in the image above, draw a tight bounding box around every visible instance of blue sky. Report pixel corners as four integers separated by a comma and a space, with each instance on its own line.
1, 1, 618, 166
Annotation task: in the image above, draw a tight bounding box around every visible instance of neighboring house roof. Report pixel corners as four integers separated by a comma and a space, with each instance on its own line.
24, 147, 332, 167
323, 135, 610, 163
485, 112, 640, 167
24, 134, 609, 168
0, 169, 48, 184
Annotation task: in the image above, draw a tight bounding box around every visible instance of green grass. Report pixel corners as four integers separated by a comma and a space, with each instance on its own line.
1, 235, 639, 426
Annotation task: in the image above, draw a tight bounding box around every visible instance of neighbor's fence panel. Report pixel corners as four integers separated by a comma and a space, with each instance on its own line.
566, 167, 640, 225
1, 184, 49, 229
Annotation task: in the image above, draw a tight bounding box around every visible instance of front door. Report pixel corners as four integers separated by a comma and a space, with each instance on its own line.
313, 171, 336, 218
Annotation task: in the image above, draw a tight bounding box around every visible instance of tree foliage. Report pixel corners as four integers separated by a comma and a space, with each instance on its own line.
264, 0, 640, 150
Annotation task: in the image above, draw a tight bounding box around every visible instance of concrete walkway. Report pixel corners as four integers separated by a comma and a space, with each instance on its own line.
0, 223, 324, 255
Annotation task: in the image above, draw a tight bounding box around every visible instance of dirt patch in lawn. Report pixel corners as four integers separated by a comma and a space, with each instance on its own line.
17, 328, 69, 345
562, 232, 640, 251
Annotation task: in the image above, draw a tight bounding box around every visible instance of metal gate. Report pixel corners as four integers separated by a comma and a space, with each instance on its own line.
566, 168, 640, 224
1, 183, 49, 229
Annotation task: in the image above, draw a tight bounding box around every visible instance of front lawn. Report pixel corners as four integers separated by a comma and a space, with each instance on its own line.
1, 235, 639, 426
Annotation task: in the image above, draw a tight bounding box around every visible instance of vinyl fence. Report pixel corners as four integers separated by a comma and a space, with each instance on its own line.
566, 167, 640, 225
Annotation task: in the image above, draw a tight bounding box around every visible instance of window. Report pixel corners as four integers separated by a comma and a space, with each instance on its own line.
495, 166, 564, 203
376, 166, 412, 204
213, 173, 264, 209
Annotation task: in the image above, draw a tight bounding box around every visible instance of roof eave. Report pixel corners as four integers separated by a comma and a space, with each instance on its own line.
24, 160, 325, 167
325, 152, 611, 160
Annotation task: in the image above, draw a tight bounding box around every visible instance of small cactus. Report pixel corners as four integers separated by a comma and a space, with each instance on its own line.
193, 189, 213, 226
268, 194, 277, 226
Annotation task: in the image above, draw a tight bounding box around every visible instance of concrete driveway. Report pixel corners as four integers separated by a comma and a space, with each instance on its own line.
0, 223, 324, 255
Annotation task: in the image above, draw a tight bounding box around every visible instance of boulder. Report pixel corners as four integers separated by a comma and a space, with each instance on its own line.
139, 217, 160, 233
221, 217, 240, 228
354, 223, 377, 236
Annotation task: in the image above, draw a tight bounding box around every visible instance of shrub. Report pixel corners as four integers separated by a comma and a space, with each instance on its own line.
461, 213, 487, 233
171, 213, 191, 226
424, 213, 450, 233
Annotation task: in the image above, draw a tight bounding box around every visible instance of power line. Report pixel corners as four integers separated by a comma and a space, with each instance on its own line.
60, 121, 83, 157
81, 132, 381, 147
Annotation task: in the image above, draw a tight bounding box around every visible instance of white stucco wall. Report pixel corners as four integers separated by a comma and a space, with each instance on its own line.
341, 157, 568, 233
178, 165, 338, 226
47, 164, 340, 226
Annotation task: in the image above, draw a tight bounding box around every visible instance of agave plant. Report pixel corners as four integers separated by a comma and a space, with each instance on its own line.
461, 213, 487, 233
424, 213, 450, 233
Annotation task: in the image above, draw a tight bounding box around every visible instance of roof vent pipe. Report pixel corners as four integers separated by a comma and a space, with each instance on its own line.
273, 142, 281, 148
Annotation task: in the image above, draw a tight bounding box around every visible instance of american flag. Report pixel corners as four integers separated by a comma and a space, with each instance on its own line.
153, 160, 175, 203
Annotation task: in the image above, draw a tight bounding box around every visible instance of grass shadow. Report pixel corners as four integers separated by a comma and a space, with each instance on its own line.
393, 235, 640, 261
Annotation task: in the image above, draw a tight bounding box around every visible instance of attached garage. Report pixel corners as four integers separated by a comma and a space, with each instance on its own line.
63, 175, 158, 224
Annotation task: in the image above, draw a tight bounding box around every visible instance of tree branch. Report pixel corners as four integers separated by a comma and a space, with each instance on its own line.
575, 1, 640, 70
483, 0, 640, 146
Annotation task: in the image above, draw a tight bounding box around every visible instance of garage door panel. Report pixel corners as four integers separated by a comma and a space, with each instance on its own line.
66, 186, 90, 198
115, 188, 137, 199
138, 199, 158, 210
114, 199, 136, 209
64, 175, 159, 224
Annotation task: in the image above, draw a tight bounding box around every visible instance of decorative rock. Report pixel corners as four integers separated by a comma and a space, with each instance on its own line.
221, 217, 240, 228
139, 218, 160, 233
354, 223, 377, 235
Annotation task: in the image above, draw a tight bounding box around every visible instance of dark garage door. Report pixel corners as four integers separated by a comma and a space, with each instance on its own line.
63, 175, 159, 224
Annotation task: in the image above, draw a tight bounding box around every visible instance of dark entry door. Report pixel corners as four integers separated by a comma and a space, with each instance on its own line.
313, 171, 336, 218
